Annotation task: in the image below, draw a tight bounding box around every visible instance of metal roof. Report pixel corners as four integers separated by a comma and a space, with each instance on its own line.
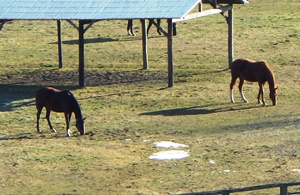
0, 0, 201, 20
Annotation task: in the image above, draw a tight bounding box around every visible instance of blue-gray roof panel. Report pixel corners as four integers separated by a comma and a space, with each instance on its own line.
0, 0, 201, 20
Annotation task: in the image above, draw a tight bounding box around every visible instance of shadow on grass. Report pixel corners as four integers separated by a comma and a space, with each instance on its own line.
228, 115, 300, 132
0, 132, 83, 141
0, 84, 81, 112
140, 103, 259, 116
50, 37, 119, 45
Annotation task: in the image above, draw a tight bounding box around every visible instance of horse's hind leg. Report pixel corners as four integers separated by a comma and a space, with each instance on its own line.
127, 20, 135, 36
147, 19, 153, 36
238, 79, 248, 103
46, 109, 56, 132
36, 107, 42, 133
230, 75, 238, 103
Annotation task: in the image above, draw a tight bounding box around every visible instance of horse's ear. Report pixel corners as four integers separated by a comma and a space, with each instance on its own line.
83, 117, 87, 121
275, 87, 278, 90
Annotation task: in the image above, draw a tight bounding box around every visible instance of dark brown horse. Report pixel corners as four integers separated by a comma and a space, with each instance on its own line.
230, 58, 278, 106
35, 87, 86, 136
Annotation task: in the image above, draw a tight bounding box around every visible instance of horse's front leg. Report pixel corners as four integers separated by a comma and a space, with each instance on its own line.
64, 113, 72, 137
258, 83, 266, 106
46, 109, 56, 132
238, 79, 248, 103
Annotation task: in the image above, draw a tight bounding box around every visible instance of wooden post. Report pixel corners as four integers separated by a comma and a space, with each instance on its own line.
198, 3, 202, 12
78, 20, 85, 87
57, 20, 63, 68
280, 186, 288, 195
141, 19, 148, 69
167, 19, 173, 87
228, 5, 234, 68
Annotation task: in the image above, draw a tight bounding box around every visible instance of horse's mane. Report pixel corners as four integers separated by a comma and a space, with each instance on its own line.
65, 90, 83, 119
261, 60, 276, 90
262, 60, 275, 78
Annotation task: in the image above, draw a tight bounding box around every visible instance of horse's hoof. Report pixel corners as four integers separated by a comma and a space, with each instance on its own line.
66, 130, 72, 137
51, 128, 57, 133
242, 98, 248, 103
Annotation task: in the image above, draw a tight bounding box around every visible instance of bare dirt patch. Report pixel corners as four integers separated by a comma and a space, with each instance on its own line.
0, 69, 168, 86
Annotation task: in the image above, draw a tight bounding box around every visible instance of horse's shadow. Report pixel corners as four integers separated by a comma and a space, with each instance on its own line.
50, 37, 119, 45
140, 103, 258, 116
0, 132, 84, 141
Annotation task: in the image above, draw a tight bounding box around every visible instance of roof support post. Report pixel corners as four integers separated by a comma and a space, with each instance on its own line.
78, 20, 85, 87
167, 18, 174, 87
228, 5, 234, 68
280, 186, 288, 195
57, 20, 63, 68
141, 19, 148, 69
198, 3, 203, 12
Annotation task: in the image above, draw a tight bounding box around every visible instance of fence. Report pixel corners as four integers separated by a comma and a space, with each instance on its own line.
179, 181, 300, 195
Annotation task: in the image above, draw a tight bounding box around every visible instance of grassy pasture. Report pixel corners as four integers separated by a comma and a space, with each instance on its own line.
0, 0, 299, 194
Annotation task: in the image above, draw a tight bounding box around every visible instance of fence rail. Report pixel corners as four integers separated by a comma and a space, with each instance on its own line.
179, 181, 300, 195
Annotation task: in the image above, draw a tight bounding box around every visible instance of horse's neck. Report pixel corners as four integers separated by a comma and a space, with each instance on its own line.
72, 99, 83, 120
267, 72, 276, 90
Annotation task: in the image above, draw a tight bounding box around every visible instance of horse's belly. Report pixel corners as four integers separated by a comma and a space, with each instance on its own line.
240, 74, 258, 82
46, 103, 69, 113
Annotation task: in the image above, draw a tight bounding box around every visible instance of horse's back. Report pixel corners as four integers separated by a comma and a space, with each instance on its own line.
35, 87, 74, 113
230, 58, 268, 82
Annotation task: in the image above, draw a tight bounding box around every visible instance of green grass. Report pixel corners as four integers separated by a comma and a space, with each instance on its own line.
0, 1, 300, 194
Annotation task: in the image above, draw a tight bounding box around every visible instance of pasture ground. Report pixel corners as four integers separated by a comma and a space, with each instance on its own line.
0, 1, 299, 194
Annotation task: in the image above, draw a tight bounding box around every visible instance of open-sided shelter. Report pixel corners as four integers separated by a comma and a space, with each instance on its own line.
0, 0, 249, 87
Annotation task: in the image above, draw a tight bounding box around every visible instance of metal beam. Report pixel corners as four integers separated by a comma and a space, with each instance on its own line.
173, 5, 232, 23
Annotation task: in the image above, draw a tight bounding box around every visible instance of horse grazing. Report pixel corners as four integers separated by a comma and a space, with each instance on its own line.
127, 19, 161, 36
229, 58, 278, 106
35, 87, 86, 136
127, 19, 176, 36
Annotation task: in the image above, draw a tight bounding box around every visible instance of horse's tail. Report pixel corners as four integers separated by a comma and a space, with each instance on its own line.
229, 59, 237, 70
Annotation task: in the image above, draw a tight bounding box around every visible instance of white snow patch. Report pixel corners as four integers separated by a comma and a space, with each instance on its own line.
149, 150, 189, 160
154, 141, 188, 149
209, 159, 216, 165
292, 169, 300, 174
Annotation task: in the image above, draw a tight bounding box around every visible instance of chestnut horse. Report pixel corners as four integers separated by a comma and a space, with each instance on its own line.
230, 58, 278, 106
35, 87, 86, 136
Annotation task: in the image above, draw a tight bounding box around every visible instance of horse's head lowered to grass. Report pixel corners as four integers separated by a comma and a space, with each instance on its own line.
36, 87, 86, 136
229, 58, 278, 106
76, 117, 86, 135
269, 87, 278, 106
